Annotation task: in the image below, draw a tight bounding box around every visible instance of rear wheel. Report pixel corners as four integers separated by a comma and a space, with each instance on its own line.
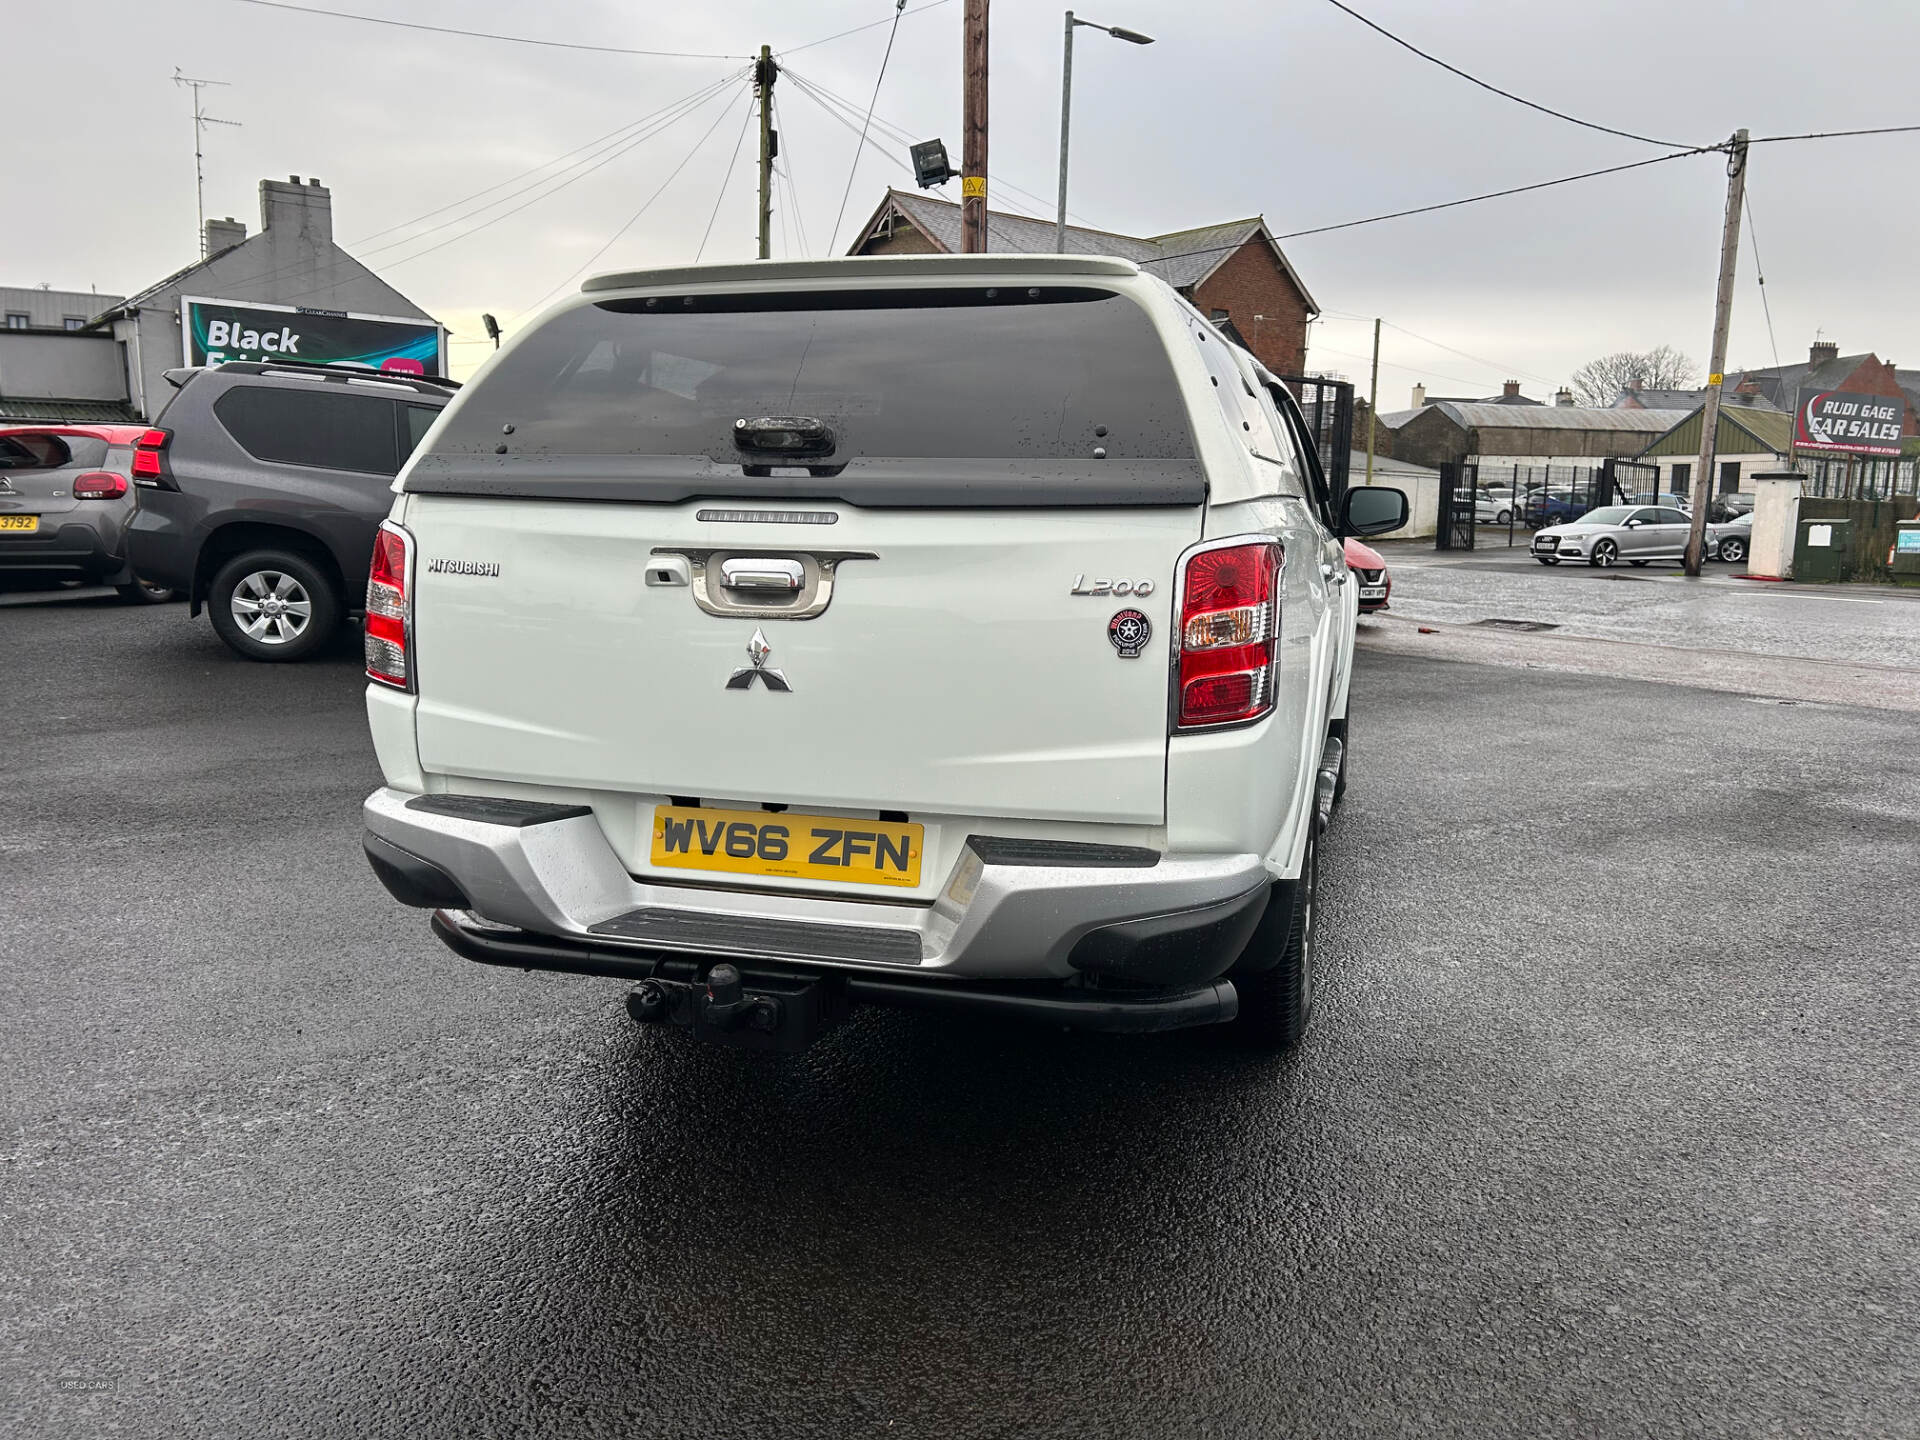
1536, 556, 1560, 566
1590, 540, 1619, 568
1719, 536, 1747, 563
1230, 824, 1318, 1051
207, 550, 341, 663
116, 578, 177, 604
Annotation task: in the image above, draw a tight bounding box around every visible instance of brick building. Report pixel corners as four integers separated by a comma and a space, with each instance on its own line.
846, 189, 1318, 376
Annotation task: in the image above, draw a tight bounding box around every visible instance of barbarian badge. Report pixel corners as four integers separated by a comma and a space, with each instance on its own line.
1107, 609, 1151, 659
725, 628, 793, 692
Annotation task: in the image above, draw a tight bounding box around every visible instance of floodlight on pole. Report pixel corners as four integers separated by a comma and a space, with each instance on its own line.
1056, 12, 1154, 253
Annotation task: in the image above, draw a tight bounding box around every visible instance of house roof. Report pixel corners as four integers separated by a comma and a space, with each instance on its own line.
0, 396, 143, 424
852, 189, 1319, 314
1636, 404, 1795, 458
1375, 407, 1423, 430
1346, 450, 1438, 479
1614, 387, 1715, 410
1417, 402, 1693, 433
1732, 353, 1879, 409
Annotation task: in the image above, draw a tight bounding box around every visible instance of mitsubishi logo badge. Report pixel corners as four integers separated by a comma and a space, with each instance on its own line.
725, 628, 792, 692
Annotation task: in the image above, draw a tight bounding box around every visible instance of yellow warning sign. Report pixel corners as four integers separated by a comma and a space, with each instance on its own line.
962, 176, 986, 198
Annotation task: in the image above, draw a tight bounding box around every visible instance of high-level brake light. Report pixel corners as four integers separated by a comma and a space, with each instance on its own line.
365, 521, 414, 690
131, 428, 171, 483
1174, 539, 1282, 729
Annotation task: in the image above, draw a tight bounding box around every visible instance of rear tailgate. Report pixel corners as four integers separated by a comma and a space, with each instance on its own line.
408, 496, 1198, 823
396, 272, 1210, 879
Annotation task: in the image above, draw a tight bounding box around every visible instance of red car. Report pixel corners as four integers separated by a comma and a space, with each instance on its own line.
0, 423, 175, 602
1345, 536, 1390, 613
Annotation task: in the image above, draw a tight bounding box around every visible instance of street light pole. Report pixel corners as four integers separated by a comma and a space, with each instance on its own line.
1055, 13, 1153, 253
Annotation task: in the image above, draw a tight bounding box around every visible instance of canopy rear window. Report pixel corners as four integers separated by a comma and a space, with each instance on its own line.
410, 287, 1203, 507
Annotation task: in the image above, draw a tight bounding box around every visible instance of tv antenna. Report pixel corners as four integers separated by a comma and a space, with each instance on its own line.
172, 69, 241, 256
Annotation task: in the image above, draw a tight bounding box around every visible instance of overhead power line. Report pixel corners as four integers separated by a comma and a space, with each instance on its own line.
697, 91, 760, 262
1742, 189, 1783, 374
224, 0, 750, 59
828, 2, 910, 254
345, 68, 745, 247
777, 0, 954, 58
1319, 0, 1698, 149
510, 85, 749, 320
1749, 124, 1920, 144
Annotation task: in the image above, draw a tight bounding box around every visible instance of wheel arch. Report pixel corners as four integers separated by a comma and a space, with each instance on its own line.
192, 521, 347, 617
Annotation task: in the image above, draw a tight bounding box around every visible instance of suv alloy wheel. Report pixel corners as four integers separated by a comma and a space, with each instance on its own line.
207, 550, 342, 662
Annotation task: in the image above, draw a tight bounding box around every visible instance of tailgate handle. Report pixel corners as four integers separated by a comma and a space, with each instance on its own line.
719, 558, 805, 593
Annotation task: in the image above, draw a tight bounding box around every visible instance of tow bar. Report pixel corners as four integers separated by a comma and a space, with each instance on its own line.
626, 961, 847, 1053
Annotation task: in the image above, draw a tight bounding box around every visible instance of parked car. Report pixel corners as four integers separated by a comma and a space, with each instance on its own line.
1531, 504, 1693, 567
358, 254, 1409, 1053
1523, 488, 1590, 527
1345, 536, 1391, 610
126, 360, 456, 661
1473, 492, 1513, 524
1709, 510, 1754, 563
0, 424, 177, 602
1709, 493, 1754, 522
1628, 491, 1693, 511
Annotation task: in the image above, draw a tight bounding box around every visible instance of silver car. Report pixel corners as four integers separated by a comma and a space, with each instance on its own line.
1709, 511, 1754, 564
1530, 504, 1693, 567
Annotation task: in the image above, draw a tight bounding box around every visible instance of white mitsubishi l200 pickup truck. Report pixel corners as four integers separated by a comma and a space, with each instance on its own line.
359, 255, 1406, 1053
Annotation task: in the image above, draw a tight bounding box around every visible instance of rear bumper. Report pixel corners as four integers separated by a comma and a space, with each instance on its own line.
0, 518, 127, 580
430, 908, 1239, 1035
363, 786, 1270, 987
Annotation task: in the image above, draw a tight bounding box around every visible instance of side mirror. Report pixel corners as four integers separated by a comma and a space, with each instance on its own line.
1625, 519, 1641, 528
1341, 485, 1408, 536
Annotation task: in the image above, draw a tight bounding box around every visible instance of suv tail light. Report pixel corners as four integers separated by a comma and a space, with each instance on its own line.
1174, 538, 1282, 729
366, 521, 414, 690
71, 470, 129, 500
131, 428, 172, 486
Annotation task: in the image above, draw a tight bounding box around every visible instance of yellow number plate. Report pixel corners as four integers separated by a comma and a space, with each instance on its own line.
0, 515, 38, 532
650, 805, 923, 888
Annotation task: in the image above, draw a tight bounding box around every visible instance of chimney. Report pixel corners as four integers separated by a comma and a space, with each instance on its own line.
1502, 380, 1521, 399
204, 215, 247, 253
1410, 383, 1426, 408
258, 175, 332, 245
1809, 338, 1839, 366
1555, 387, 1574, 406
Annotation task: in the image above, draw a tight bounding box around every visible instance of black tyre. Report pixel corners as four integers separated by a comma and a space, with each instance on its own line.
1329, 716, 1349, 807
207, 550, 341, 663
1590, 539, 1619, 568
1536, 556, 1560, 566
1719, 537, 1747, 563
1496, 509, 1511, 525
116, 578, 178, 604
1230, 824, 1318, 1051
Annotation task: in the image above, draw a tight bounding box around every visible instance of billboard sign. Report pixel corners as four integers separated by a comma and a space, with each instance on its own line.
180, 296, 445, 376
1793, 387, 1904, 456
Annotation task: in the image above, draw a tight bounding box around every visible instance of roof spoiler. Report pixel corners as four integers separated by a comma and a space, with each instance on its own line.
162, 367, 203, 391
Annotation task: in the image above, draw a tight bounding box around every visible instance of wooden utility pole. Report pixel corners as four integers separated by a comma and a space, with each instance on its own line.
961, 0, 989, 251
1365, 317, 1381, 488
1684, 129, 1749, 577
756, 45, 778, 261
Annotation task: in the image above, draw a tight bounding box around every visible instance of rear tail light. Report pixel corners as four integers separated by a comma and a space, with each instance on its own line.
365, 521, 414, 690
131, 428, 171, 484
71, 471, 129, 500
1174, 538, 1282, 729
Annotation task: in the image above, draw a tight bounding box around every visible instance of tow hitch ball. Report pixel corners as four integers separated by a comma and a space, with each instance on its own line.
627, 963, 783, 1034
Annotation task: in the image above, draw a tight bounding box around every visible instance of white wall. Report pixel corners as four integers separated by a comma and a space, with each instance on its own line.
0, 332, 124, 400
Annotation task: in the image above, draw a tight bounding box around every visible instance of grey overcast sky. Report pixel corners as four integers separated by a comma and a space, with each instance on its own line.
7, 0, 1918, 388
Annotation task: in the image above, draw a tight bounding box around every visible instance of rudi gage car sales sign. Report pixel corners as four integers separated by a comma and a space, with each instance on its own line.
1794, 388, 1905, 456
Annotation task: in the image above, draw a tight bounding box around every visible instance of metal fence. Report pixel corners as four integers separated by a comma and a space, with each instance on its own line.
1798, 455, 1919, 501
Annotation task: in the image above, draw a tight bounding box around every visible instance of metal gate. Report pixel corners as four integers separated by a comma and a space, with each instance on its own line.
1437, 461, 1476, 549
1602, 457, 1659, 505
1278, 375, 1354, 505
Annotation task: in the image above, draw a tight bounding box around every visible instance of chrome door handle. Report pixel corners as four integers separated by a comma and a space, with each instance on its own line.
719, 557, 805, 592
1322, 561, 1348, 585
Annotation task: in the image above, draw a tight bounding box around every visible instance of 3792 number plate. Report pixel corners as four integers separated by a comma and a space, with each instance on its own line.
0, 515, 39, 532
649, 805, 922, 887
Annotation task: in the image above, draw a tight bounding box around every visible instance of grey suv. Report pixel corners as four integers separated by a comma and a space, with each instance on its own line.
127, 361, 455, 661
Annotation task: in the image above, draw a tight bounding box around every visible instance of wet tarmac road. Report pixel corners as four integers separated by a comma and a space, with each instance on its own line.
5, 596, 1919, 1438
1379, 540, 1920, 669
